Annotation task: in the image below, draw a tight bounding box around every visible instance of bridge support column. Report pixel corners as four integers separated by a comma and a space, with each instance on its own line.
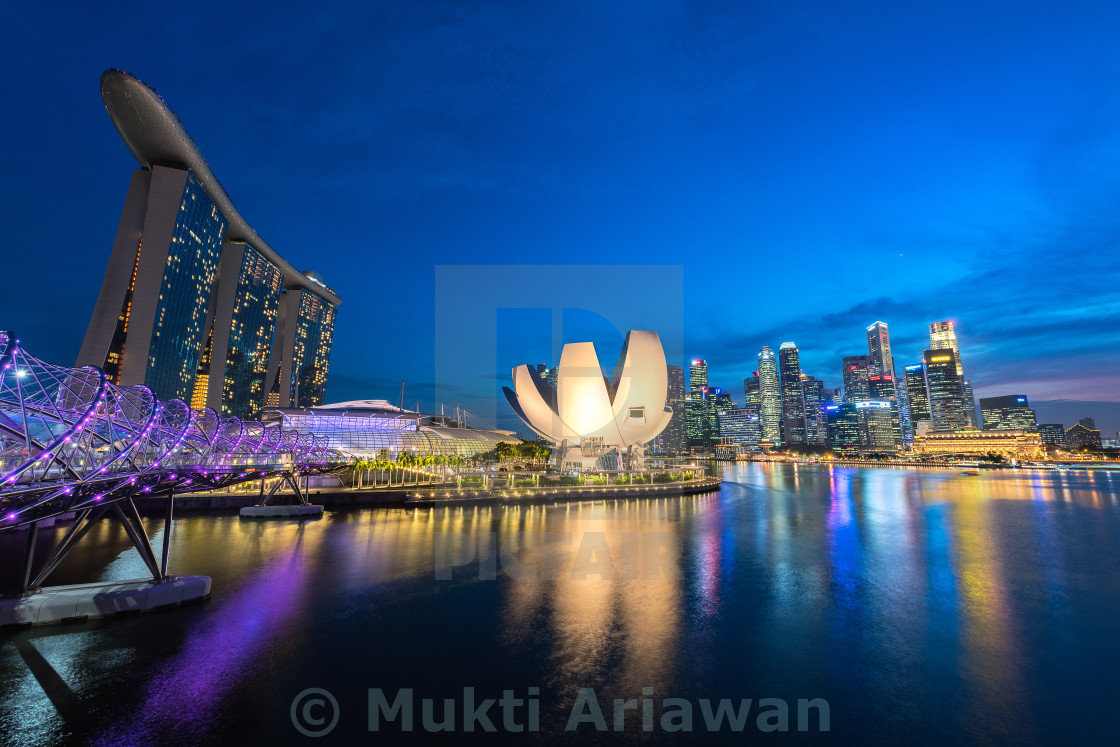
113, 498, 163, 582
160, 490, 174, 577
20, 521, 38, 593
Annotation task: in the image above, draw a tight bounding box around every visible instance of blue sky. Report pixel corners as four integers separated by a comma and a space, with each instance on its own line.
0, 1, 1117, 433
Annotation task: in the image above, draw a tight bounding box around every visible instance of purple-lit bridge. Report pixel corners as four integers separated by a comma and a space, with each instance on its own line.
0, 331, 347, 609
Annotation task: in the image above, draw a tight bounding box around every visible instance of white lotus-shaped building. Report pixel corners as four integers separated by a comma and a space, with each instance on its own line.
503, 330, 673, 468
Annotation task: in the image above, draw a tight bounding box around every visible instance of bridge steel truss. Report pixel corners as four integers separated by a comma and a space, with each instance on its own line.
0, 331, 347, 593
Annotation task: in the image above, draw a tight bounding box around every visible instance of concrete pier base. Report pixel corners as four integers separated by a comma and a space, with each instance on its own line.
239, 504, 324, 518
0, 575, 211, 629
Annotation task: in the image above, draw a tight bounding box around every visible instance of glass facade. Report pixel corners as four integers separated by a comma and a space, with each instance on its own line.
868, 373, 902, 447
145, 172, 227, 401
290, 289, 337, 407
866, 321, 893, 376
979, 395, 1038, 432
757, 347, 782, 445
654, 364, 686, 456
801, 376, 828, 446
842, 355, 872, 404
717, 408, 762, 451
924, 349, 969, 431
778, 342, 806, 446
857, 401, 898, 452
827, 404, 860, 454
688, 359, 708, 392
904, 364, 930, 426
223, 245, 284, 419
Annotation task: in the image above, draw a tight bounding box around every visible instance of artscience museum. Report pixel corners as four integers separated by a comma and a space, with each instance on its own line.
503, 330, 673, 470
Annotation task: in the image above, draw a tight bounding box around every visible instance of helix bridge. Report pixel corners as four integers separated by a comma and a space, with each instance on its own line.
0, 330, 348, 596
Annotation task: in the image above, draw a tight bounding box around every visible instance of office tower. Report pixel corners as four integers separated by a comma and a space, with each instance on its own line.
744, 374, 761, 412
826, 404, 860, 455
929, 321, 978, 428
757, 347, 782, 445
717, 409, 762, 451
822, 387, 841, 407
689, 359, 708, 392
543, 366, 559, 390
1079, 416, 1097, 430
1038, 423, 1066, 447
979, 395, 1038, 431
866, 321, 894, 376
778, 342, 806, 446
708, 387, 735, 446
923, 349, 969, 431
78, 70, 341, 417
856, 401, 897, 452
892, 356, 913, 447
842, 355, 872, 404
656, 364, 686, 456
801, 375, 828, 447
903, 363, 930, 427
868, 373, 902, 446
684, 392, 710, 449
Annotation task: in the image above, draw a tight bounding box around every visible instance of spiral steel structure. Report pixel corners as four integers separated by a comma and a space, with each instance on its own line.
0, 331, 346, 530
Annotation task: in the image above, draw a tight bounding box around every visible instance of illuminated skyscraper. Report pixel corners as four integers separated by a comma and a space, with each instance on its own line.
757, 347, 782, 445
856, 401, 898, 453
801, 375, 828, 447
827, 404, 860, 454
717, 409, 762, 451
842, 355, 872, 404
892, 356, 913, 447
868, 373, 902, 447
778, 343, 806, 446
903, 363, 930, 428
688, 359, 708, 392
923, 349, 969, 431
866, 321, 894, 376
930, 321, 978, 428
656, 364, 686, 455
744, 374, 760, 412
77, 70, 341, 417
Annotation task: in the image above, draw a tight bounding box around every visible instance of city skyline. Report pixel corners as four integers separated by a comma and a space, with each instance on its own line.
0, 3, 1117, 434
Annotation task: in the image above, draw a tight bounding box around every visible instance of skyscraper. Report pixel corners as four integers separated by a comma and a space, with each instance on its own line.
930, 321, 978, 428
827, 404, 860, 455
757, 347, 782, 446
841, 355, 872, 404
979, 395, 1038, 432
865, 321, 894, 376
923, 349, 969, 431
778, 343, 806, 447
904, 363, 930, 426
801, 375, 828, 447
1038, 423, 1066, 447
868, 373, 902, 446
688, 359, 708, 392
743, 374, 760, 412
717, 409, 762, 451
892, 356, 914, 448
708, 387, 734, 446
658, 364, 686, 455
78, 70, 341, 418
856, 401, 898, 453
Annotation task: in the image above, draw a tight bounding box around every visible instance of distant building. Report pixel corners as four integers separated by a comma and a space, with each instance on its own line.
1079, 416, 1097, 429
688, 359, 708, 392
1038, 423, 1066, 447
929, 321, 977, 428
827, 404, 860, 455
893, 357, 914, 448
758, 347, 782, 446
801, 376, 828, 447
979, 395, 1038, 432
924, 349, 969, 431
903, 363, 930, 428
779, 342, 806, 446
842, 355, 872, 404
1065, 422, 1102, 450
856, 401, 898, 453
717, 409, 762, 451
684, 392, 709, 449
708, 387, 735, 446
822, 387, 841, 407
866, 321, 894, 376
654, 364, 686, 456
744, 374, 760, 412
868, 373, 903, 447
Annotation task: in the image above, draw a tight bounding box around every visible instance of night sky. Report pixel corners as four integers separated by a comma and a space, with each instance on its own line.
1, 1, 1117, 434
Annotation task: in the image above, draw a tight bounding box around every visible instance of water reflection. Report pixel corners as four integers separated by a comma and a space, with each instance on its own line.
1, 465, 1119, 743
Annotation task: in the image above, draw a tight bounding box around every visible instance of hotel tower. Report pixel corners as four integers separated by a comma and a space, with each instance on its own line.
77, 70, 340, 419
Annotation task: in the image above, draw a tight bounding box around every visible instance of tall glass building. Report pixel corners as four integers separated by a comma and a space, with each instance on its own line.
743, 374, 760, 413
923, 349, 969, 431
904, 363, 930, 427
77, 70, 341, 418
865, 321, 894, 376
827, 404, 860, 455
757, 347, 782, 446
778, 342, 806, 446
717, 409, 762, 451
841, 355, 872, 404
654, 364, 686, 456
930, 321, 978, 428
688, 359, 708, 392
801, 375, 828, 447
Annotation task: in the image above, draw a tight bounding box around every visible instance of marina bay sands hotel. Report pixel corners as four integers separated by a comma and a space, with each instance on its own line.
77, 69, 340, 420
